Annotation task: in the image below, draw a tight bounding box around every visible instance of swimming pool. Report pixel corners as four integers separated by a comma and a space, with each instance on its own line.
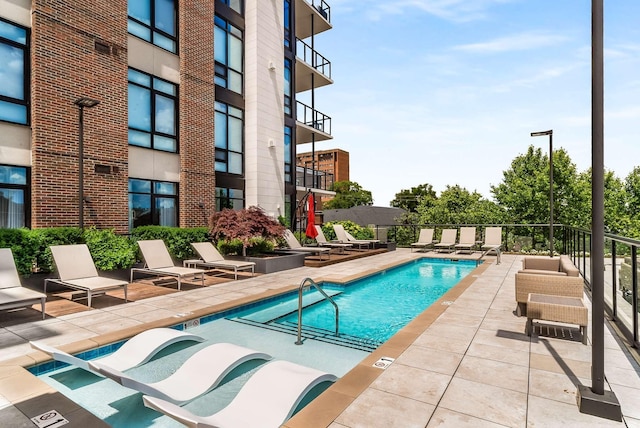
33, 258, 477, 427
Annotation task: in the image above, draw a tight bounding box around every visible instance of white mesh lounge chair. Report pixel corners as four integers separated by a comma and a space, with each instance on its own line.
411, 228, 434, 252
0, 248, 47, 319
91, 342, 271, 405
455, 227, 477, 253
30, 327, 204, 373
46, 244, 128, 307
481, 227, 502, 264
333, 224, 379, 250
282, 230, 331, 260
314, 225, 352, 253
131, 240, 205, 290
143, 360, 338, 428
434, 229, 457, 253
190, 242, 255, 280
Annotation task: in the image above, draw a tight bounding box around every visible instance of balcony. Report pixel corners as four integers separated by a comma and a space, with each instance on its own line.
295, 38, 333, 92
295, 165, 334, 192
295, 0, 331, 40
296, 101, 332, 144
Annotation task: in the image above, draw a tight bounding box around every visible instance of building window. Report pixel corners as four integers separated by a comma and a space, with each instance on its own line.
128, 0, 177, 53
215, 102, 244, 174
284, 59, 292, 116
216, 187, 244, 211
128, 68, 178, 152
214, 15, 243, 95
219, 0, 243, 15
0, 165, 28, 228
128, 178, 178, 229
284, 126, 293, 183
284, 0, 292, 49
0, 19, 29, 125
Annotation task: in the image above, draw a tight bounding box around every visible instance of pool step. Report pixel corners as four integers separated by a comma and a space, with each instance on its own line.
230, 318, 381, 352
239, 289, 343, 324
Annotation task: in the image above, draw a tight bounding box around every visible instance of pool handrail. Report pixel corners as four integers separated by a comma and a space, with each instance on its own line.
296, 278, 339, 345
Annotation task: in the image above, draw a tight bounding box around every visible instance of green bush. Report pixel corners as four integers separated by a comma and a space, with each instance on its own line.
0, 228, 41, 275
321, 220, 374, 240
83, 228, 137, 270
131, 226, 209, 260
217, 237, 275, 256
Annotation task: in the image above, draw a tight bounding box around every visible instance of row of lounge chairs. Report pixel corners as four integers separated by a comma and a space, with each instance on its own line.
30, 328, 337, 427
411, 226, 503, 257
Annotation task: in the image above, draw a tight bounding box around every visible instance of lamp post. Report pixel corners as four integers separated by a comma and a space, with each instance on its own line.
531, 129, 553, 257
74, 97, 100, 230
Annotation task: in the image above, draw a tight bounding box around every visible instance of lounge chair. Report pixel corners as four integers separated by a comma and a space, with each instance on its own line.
333, 224, 379, 250
434, 229, 457, 253
281, 230, 331, 260
190, 242, 255, 280
480, 227, 502, 263
131, 240, 205, 290
30, 327, 204, 373
455, 227, 477, 253
46, 244, 128, 307
0, 248, 47, 319
411, 228, 434, 252
143, 360, 338, 428
92, 342, 271, 405
314, 225, 353, 253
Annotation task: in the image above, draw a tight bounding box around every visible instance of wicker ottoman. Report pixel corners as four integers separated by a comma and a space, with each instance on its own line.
525, 293, 588, 345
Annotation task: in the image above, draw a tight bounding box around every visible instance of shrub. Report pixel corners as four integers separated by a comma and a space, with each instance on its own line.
209, 207, 285, 256
321, 220, 374, 240
131, 226, 209, 260
83, 228, 137, 270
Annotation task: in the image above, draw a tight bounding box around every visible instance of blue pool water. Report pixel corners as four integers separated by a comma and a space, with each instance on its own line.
34, 258, 477, 427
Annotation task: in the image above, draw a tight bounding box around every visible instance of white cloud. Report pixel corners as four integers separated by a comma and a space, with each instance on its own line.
453, 31, 569, 54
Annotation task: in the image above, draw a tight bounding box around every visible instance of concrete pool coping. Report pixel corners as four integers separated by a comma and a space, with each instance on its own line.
1, 251, 639, 427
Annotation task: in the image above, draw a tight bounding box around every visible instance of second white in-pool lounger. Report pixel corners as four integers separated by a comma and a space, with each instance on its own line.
143, 360, 337, 428
91, 342, 272, 405
30, 328, 204, 373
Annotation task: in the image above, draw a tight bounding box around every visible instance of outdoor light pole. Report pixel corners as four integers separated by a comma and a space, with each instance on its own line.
530, 129, 554, 257
74, 97, 100, 230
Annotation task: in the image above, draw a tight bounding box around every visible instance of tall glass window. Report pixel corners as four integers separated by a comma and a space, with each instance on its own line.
214, 16, 243, 94
128, 178, 178, 229
0, 19, 29, 125
215, 187, 244, 211
215, 102, 244, 175
284, 0, 292, 49
128, 0, 177, 53
284, 59, 292, 116
284, 126, 293, 183
128, 68, 178, 152
219, 0, 243, 15
0, 165, 28, 228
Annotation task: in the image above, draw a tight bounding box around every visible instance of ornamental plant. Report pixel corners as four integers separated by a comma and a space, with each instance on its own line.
209, 206, 286, 256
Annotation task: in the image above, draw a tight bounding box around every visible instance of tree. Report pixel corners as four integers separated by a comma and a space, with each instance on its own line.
417, 185, 507, 225
323, 180, 373, 209
390, 183, 436, 212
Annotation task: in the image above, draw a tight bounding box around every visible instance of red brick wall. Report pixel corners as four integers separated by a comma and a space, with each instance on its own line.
177, 0, 216, 228
31, 1, 129, 232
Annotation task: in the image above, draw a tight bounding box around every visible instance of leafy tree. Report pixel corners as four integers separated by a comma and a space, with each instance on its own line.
623, 167, 640, 238
577, 168, 631, 235
209, 206, 286, 256
417, 185, 506, 225
323, 180, 373, 209
390, 183, 436, 212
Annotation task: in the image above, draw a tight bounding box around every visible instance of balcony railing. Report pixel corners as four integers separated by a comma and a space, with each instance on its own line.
296, 165, 333, 191
296, 38, 331, 79
311, 0, 330, 22
296, 101, 331, 135
373, 222, 640, 349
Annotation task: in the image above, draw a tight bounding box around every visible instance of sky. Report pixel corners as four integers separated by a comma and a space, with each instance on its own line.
296, 0, 640, 207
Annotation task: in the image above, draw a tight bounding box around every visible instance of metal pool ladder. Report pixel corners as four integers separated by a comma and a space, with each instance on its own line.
296, 277, 339, 345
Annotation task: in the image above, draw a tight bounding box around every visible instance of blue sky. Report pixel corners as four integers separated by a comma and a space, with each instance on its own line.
299, 0, 640, 206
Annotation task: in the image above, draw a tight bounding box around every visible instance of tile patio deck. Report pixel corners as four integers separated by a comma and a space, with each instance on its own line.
1, 250, 639, 427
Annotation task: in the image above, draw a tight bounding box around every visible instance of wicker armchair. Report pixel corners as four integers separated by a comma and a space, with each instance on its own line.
515, 255, 585, 316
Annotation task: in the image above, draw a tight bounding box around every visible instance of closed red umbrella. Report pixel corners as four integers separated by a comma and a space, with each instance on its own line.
305, 193, 318, 239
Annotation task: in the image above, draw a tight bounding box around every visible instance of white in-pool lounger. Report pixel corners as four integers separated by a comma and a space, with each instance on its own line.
91, 342, 271, 404
30, 327, 204, 373
143, 360, 338, 428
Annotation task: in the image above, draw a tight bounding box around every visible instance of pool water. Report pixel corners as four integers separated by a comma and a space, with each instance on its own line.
34, 258, 477, 427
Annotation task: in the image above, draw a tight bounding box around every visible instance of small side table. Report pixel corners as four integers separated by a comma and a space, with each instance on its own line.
526, 293, 588, 345
183, 259, 202, 269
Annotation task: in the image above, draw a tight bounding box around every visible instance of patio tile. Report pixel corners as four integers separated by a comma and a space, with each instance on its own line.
529, 353, 592, 380
528, 368, 588, 405
413, 331, 471, 355
370, 363, 451, 405
396, 345, 463, 376
466, 342, 530, 367
455, 355, 529, 393
528, 395, 624, 427
334, 388, 435, 428
439, 377, 527, 427
611, 383, 640, 420
427, 407, 508, 427
605, 364, 640, 389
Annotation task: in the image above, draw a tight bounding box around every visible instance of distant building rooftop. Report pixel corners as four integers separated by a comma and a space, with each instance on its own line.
321, 206, 406, 226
